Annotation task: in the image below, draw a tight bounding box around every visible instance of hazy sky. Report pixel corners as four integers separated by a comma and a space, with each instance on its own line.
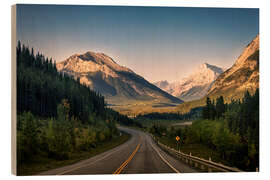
17, 5, 259, 82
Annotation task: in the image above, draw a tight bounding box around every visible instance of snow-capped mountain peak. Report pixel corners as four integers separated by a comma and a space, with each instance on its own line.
200, 63, 223, 74
182, 63, 223, 85
154, 63, 224, 101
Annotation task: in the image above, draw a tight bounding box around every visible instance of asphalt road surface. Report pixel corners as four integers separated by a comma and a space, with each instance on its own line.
40, 126, 197, 175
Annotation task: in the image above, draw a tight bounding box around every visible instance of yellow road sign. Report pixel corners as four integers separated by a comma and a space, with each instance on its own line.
176, 136, 180, 141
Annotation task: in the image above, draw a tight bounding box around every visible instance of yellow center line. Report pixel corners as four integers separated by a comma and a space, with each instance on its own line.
113, 138, 142, 174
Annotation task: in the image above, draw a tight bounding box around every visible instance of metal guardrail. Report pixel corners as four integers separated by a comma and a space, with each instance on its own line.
150, 134, 242, 172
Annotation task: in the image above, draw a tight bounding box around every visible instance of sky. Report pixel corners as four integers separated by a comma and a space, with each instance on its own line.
17, 5, 259, 83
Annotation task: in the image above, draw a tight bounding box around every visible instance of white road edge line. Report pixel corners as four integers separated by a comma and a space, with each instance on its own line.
57, 141, 131, 175
150, 142, 180, 173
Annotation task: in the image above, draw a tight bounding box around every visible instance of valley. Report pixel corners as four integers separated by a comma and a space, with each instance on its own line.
55, 35, 259, 117
107, 100, 180, 117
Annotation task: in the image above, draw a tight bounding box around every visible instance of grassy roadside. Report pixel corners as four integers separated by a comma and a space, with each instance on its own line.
18, 132, 131, 176
124, 121, 228, 166
156, 136, 232, 167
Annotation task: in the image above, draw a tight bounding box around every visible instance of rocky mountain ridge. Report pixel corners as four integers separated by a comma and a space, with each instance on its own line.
208, 34, 259, 99
57, 51, 183, 105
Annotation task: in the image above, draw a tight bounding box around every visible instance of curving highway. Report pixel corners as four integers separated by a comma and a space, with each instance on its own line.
40, 126, 197, 175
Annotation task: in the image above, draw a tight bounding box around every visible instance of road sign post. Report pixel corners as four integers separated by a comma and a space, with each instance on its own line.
176, 136, 180, 151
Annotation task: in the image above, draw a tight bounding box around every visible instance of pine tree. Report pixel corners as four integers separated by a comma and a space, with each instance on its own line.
216, 96, 226, 118
202, 97, 211, 119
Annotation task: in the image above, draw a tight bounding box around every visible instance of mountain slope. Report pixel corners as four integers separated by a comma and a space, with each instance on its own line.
176, 34, 259, 113
153, 80, 170, 90
57, 51, 183, 105
207, 34, 259, 99
154, 63, 224, 101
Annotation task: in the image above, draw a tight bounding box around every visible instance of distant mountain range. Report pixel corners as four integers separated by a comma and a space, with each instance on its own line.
56, 34, 259, 115
154, 63, 224, 101
56, 51, 183, 105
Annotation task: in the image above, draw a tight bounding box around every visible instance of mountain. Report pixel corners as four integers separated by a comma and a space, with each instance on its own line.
176, 34, 259, 114
56, 51, 183, 105
153, 80, 170, 90
207, 34, 259, 99
154, 63, 224, 101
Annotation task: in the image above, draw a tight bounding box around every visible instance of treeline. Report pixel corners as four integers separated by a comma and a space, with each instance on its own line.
16, 42, 131, 172
150, 90, 259, 171
202, 90, 259, 142
106, 108, 143, 128
17, 41, 107, 122
136, 107, 202, 121
17, 101, 118, 163
137, 112, 183, 120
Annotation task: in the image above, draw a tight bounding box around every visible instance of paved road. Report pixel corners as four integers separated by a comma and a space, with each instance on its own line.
40, 127, 196, 175
172, 121, 193, 126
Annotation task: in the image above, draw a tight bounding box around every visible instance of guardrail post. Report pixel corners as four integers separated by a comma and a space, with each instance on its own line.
189, 152, 192, 156
208, 167, 212, 172
201, 164, 205, 171
256, 167, 259, 172
209, 157, 211, 162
